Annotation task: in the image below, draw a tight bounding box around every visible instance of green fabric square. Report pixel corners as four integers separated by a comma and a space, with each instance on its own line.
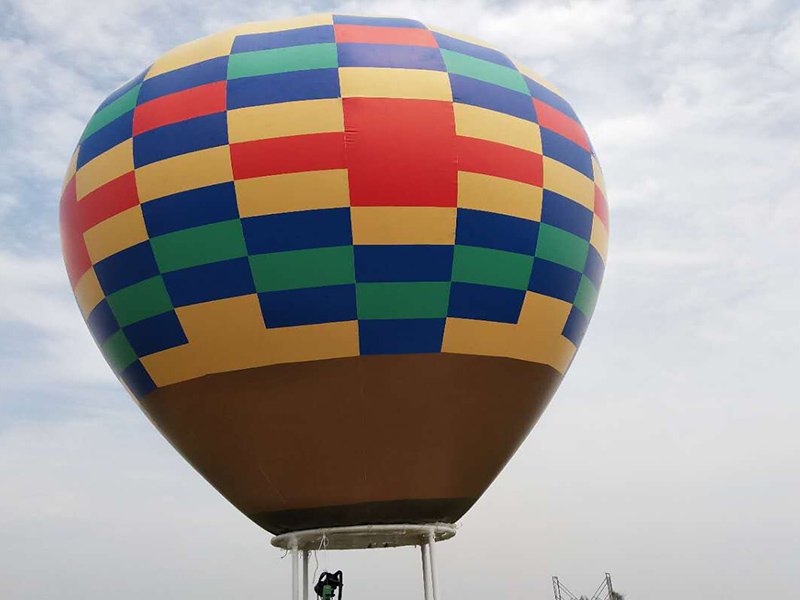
573, 275, 598, 317
80, 84, 140, 142
452, 245, 533, 290
249, 246, 355, 292
356, 282, 451, 319
102, 330, 137, 372
106, 276, 173, 327
227, 43, 338, 79
151, 219, 248, 273
535, 224, 589, 272
440, 49, 528, 94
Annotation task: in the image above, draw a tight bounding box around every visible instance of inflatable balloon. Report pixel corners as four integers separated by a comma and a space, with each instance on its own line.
60, 14, 608, 535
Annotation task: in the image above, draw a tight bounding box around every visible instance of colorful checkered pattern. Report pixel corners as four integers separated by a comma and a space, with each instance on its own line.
59, 14, 609, 400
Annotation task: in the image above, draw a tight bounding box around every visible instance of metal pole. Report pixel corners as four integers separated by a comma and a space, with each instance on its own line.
291, 541, 299, 600
427, 529, 440, 600
420, 542, 432, 600
302, 550, 310, 600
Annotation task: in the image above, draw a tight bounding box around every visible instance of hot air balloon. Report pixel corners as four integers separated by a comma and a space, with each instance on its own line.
60, 12, 608, 598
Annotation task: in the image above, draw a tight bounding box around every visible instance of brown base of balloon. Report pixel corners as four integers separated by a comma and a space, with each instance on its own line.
141, 353, 561, 535
252, 497, 474, 535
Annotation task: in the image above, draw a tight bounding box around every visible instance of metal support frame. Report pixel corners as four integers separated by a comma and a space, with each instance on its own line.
552, 575, 580, 600
553, 577, 563, 600
420, 542, 432, 600
553, 572, 617, 600
291, 539, 299, 600
427, 529, 440, 600
274, 524, 455, 599
303, 550, 310, 600
605, 572, 615, 599
290, 544, 311, 600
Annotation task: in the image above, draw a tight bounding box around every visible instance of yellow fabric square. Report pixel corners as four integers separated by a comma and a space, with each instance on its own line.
590, 214, 609, 260
457, 171, 542, 221
83, 206, 148, 264
351, 207, 456, 245
228, 99, 344, 144
442, 292, 576, 373
75, 140, 133, 201
339, 68, 452, 101
236, 169, 350, 217
146, 30, 235, 79
140, 344, 203, 388
135, 146, 233, 202
543, 157, 594, 210
591, 155, 606, 196
168, 294, 358, 381
228, 14, 334, 36
61, 149, 78, 194
454, 104, 542, 153
73, 268, 104, 318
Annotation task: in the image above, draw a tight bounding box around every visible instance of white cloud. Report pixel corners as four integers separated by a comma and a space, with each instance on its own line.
0, 192, 18, 216
0, 252, 116, 392
1, 0, 799, 598
772, 9, 800, 69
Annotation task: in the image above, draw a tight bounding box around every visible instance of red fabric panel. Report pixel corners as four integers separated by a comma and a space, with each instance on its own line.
334, 24, 437, 47
594, 184, 609, 230
78, 172, 139, 231
59, 176, 92, 287
456, 136, 543, 187
343, 98, 457, 207
229, 132, 346, 180
133, 81, 227, 136
533, 99, 590, 152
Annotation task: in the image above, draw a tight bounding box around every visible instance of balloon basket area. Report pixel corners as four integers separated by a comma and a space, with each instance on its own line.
272, 523, 457, 600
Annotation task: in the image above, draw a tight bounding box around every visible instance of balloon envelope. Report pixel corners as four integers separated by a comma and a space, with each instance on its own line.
60, 14, 609, 534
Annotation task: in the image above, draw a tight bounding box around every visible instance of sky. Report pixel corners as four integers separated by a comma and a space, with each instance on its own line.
1, 0, 799, 598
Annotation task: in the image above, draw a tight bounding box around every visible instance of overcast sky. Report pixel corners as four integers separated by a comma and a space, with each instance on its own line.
1, 0, 799, 598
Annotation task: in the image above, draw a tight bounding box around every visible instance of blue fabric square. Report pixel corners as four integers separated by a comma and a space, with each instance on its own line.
123, 311, 188, 357
541, 190, 593, 241
524, 75, 580, 122
259, 284, 357, 328
77, 111, 133, 168
142, 182, 239, 237
359, 319, 445, 355
227, 69, 340, 109
163, 257, 256, 307
120, 360, 156, 398
94, 242, 159, 296
562, 305, 589, 346
529, 258, 581, 303
447, 282, 526, 323
456, 209, 539, 256
133, 112, 228, 167
243, 208, 352, 254
450, 74, 537, 122
86, 300, 119, 345
582, 245, 605, 289
354, 246, 454, 282
540, 128, 593, 179
337, 44, 445, 70
433, 33, 515, 68
138, 56, 228, 104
